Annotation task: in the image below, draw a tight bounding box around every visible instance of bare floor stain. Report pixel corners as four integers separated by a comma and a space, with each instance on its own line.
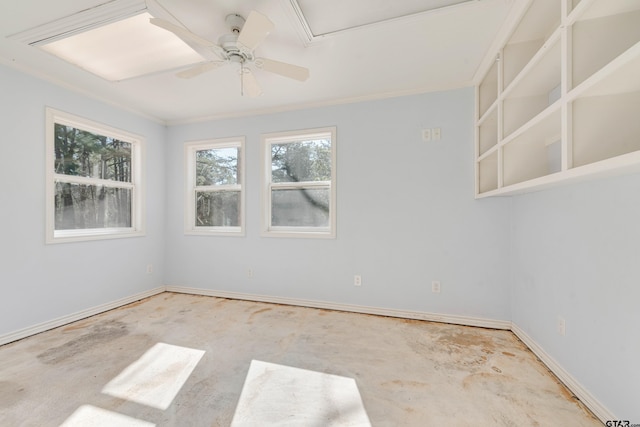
0, 293, 601, 426
437, 329, 497, 352
37, 320, 128, 365
248, 307, 273, 323
0, 381, 27, 408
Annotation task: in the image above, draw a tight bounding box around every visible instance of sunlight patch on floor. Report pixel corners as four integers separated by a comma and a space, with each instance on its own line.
102, 342, 205, 410
60, 405, 155, 427
231, 360, 371, 426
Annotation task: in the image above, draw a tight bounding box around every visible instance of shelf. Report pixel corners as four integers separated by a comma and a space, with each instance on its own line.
572, 9, 640, 88
475, 150, 640, 199
502, 101, 560, 147
503, 35, 561, 99
502, 38, 560, 137
503, 39, 543, 90
569, 42, 640, 100
475, 0, 640, 198
507, 0, 560, 45
503, 108, 562, 186
478, 109, 498, 156
478, 144, 498, 162
573, 90, 640, 168
478, 61, 498, 118
478, 150, 499, 194
477, 98, 498, 125
570, 0, 584, 16
569, 0, 640, 23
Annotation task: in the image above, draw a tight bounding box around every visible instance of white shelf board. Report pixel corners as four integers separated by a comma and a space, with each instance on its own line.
568, 41, 640, 100
569, 0, 640, 24
501, 101, 561, 147
477, 144, 499, 162
475, 150, 640, 198
509, 0, 560, 44
502, 30, 561, 99
477, 100, 498, 125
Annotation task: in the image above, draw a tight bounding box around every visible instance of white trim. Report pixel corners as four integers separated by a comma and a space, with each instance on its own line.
284, 0, 478, 46
511, 323, 615, 424
261, 127, 337, 239
0, 285, 616, 422
45, 107, 146, 244
8, 0, 147, 45
184, 136, 246, 236
0, 287, 165, 346
166, 81, 471, 126
165, 286, 511, 330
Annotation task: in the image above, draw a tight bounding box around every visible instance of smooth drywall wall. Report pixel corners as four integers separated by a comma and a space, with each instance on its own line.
0, 64, 166, 336
511, 173, 640, 420
165, 88, 511, 320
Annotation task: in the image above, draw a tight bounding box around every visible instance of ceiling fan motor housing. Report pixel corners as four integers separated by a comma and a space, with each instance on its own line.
219, 14, 253, 62
225, 14, 245, 34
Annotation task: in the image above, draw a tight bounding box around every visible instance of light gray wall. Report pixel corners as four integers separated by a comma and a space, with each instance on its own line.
511, 174, 640, 420
2, 61, 636, 419
0, 64, 166, 335
165, 88, 512, 320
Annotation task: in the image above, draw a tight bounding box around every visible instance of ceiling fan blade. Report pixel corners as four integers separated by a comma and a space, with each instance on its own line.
150, 18, 226, 59
255, 58, 310, 82
176, 61, 226, 79
241, 69, 263, 97
237, 11, 274, 52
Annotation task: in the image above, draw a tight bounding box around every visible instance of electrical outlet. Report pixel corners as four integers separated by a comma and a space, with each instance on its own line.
557, 316, 566, 336
146, 264, 153, 274
432, 280, 441, 293
354, 275, 362, 286
247, 268, 254, 278
421, 129, 431, 142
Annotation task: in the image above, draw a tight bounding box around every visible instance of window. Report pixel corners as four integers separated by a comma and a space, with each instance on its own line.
185, 138, 245, 236
46, 108, 145, 244
261, 127, 336, 238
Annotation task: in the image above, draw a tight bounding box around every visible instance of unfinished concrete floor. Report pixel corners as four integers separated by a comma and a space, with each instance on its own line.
0, 292, 600, 426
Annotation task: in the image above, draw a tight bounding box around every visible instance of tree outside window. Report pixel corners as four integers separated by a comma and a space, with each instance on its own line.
46, 108, 144, 243
262, 128, 336, 238
185, 138, 245, 236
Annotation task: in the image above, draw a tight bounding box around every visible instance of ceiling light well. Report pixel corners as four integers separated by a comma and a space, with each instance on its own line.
8, 0, 204, 81
288, 0, 477, 42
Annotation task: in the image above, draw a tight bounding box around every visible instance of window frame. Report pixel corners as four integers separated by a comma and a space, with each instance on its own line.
184, 137, 245, 236
45, 107, 145, 244
261, 127, 337, 239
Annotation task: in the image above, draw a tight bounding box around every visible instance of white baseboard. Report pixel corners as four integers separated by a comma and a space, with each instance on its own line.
0, 286, 166, 346
165, 285, 512, 330
511, 323, 614, 424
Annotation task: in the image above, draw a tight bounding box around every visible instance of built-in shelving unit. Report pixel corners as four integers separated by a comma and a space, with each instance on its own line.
475, 0, 640, 197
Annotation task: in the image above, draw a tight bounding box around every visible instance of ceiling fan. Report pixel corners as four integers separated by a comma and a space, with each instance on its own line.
150, 11, 310, 97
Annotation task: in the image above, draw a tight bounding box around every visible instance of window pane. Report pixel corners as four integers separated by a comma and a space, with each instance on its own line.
271, 139, 331, 183
196, 191, 240, 227
271, 188, 330, 227
54, 124, 132, 182
196, 147, 239, 186
54, 182, 132, 230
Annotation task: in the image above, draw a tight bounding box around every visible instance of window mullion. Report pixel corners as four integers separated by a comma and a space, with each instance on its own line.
270, 181, 330, 190
195, 184, 241, 192
54, 173, 134, 189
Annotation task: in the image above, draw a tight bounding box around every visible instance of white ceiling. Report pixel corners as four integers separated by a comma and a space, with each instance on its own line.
0, 0, 517, 124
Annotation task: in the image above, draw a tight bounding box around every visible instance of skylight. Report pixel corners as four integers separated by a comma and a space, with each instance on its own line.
293, 0, 474, 37
39, 12, 204, 81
